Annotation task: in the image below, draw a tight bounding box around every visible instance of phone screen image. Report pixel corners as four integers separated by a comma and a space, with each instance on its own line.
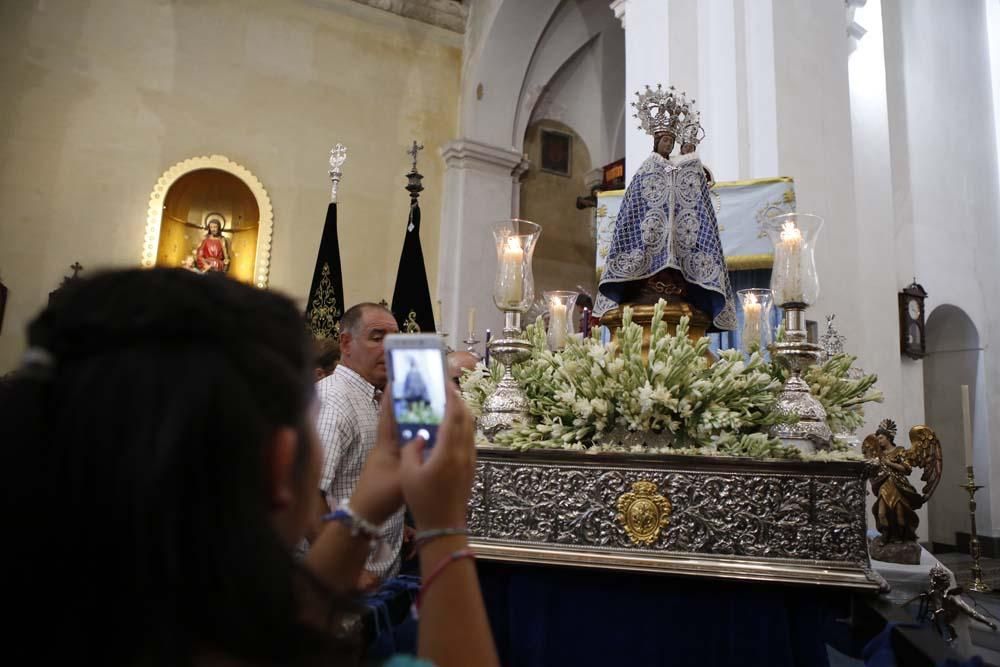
388, 347, 447, 447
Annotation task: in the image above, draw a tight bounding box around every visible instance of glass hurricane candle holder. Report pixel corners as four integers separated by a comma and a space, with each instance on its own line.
738, 288, 773, 357
544, 290, 579, 351
764, 213, 823, 308
492, 219, 542, 313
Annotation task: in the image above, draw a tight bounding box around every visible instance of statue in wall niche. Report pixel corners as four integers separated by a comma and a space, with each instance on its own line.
595, 84, 735, 346
193, 213, 231, 273
863, 419, 943, 564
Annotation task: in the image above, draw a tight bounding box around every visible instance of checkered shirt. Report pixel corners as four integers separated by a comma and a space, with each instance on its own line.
316, 365, 403, 579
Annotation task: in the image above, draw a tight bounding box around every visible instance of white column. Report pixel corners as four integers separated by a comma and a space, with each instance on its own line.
848, 0, 909, 435
615, 0, 747, 183
697, 0, 740, 182
438, 138, 528, 347
742, 0, 779, 177
613, 0, 669, 183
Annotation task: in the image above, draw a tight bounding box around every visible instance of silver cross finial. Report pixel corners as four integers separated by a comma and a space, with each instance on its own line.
329, 144, 347, 202
407, 140, 424, 172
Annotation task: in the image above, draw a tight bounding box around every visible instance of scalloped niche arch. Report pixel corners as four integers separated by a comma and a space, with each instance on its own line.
143, 155, 274, 288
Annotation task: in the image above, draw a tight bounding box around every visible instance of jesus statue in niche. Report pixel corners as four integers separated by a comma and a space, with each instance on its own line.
193, 213, 231, 273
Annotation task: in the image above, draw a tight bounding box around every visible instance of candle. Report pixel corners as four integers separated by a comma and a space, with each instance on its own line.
582, 307, 591, 338
435, 300, 443, 330
499, 236, 524, 306
467, 307, 476, 338
549, 302, 568, 349
742, 291, 762, 351
774, 221, 803, 304
962, 384, 974, 468
484, 329, 492, 367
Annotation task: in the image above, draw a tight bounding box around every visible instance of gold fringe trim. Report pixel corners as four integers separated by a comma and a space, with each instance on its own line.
725, 254, 774, 270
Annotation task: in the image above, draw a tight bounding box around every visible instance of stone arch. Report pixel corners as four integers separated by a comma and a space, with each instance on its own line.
440, 0, 624, 338
923, 304, 988, 548
461, 0, 623, 159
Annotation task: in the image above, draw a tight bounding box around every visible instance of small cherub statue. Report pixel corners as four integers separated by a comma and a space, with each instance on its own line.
862, 419, 942, 564
906, 566, 997, 642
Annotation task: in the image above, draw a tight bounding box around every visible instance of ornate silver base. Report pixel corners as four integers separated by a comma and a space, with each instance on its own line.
478, 312, 532, 438
770, 372, 833, 454
467, 447, 880, 591
769, 306, 832, 454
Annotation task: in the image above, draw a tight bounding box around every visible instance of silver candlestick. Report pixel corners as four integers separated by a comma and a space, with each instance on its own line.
769, 305, 832, 453
961, 466, 991, 592
478, 312, 532, 438
463, 333, 482, 356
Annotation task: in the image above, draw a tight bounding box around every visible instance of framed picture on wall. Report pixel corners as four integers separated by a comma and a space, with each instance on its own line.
540, 129, 572, 177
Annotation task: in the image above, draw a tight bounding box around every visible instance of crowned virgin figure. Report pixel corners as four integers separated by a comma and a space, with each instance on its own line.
596, 85, 736, 345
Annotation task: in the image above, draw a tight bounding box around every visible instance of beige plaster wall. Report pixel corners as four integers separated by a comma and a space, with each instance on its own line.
0, 0, 460, 371
519, 119, 596, 302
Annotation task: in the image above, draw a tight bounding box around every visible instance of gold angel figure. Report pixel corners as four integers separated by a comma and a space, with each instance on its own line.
862, 419, 943, 546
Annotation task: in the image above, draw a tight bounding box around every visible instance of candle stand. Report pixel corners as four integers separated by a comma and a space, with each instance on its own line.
544, 290, 579, 351
961, 466, 991, 592
463, 333, 482, 356
738, 288, 773, 357
769, 306, 832, 452
479, 219, 541, 438
764, 213, 831, 454
479, 312, 533, 436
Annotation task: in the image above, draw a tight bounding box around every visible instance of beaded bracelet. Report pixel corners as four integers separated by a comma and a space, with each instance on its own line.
413, 527, 469, 551
322, 500, 381, 540
412, 548, 476, 618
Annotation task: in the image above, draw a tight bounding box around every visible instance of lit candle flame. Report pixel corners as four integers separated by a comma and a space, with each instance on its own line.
505, 236, 523, 253
779, 220, 802, 243
742, 292, 759, 308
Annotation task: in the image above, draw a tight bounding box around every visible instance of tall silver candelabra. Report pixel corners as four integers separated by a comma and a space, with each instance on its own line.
769, 305, 832, 453
478, 311, 532, 438
961, 466, 991, 592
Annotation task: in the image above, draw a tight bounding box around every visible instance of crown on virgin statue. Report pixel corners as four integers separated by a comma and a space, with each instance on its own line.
632, 84, 704, 146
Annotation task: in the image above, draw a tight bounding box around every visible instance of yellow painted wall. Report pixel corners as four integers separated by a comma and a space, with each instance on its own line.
520, 119, 596, 300
0, 0, 460, 371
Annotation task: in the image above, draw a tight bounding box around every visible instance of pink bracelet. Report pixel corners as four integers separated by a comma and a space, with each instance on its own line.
412, 548, 476, 618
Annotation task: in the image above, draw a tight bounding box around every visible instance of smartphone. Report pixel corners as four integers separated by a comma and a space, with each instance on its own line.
383, 333, 448, 448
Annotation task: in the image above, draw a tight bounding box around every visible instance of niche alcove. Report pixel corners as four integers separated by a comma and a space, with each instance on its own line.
143, 155, 274, 287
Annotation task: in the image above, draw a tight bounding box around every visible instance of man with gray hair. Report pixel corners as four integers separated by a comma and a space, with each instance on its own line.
315, 302, 404, 590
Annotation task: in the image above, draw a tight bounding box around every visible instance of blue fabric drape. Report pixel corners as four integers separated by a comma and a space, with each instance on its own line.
478, 560, 851, 667
365, 575, 421, 660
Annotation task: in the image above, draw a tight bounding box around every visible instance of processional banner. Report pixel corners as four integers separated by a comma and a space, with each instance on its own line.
595, 176, 796, 280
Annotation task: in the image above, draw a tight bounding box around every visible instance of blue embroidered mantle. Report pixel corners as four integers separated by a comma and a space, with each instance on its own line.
597, 152, 737, 332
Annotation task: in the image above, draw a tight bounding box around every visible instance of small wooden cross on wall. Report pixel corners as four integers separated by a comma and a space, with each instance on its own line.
407, 140, 424, 173
70, 262, 83, 278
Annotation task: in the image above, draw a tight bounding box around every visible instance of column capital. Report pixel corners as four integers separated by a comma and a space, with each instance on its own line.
610, 0, 626, 28
440, 138, 528, 178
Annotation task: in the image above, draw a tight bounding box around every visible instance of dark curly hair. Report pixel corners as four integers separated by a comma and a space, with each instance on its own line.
1, 268, 358, 666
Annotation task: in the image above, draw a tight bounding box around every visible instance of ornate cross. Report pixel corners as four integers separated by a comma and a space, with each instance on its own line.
70, 262, 83, 278
407, 140, 424, 172
329, 143, 348, 202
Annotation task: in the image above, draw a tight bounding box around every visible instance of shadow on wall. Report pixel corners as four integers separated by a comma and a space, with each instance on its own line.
923, 304, 986, 549
520, 119, 595, 303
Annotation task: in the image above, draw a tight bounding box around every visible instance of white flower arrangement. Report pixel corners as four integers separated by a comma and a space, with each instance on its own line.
460, 300, 882, 461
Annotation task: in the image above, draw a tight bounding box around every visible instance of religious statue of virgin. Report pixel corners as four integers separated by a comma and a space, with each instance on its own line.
596, 85, 736, 341
193, 213, 231, 273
